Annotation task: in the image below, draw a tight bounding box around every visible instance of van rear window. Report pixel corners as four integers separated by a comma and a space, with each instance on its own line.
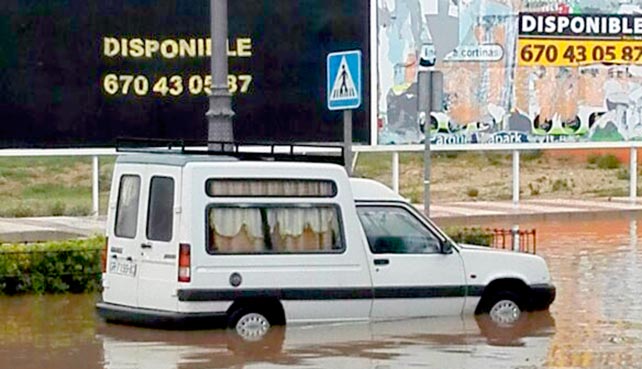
207, 205, 344, 254
147, 176, 175, 242
115, 175, 141, 239
206, 179, 336, 197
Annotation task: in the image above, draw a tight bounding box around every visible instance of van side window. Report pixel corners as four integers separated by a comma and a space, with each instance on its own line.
147, 176, 175, 242
206, 179, 336, 197
357, 206, 441, 254
207, 205, 343, 254
115, 175, 141, 239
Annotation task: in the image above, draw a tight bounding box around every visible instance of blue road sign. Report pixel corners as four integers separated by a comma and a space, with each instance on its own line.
327, 50, 362, 111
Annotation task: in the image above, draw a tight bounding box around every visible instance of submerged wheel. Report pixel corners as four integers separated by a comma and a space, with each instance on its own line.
236, 313, 270, 339
228, 309, 271, 341
489, 299, 521, 324
236, 312, 271, 339
480, 291, 524, 325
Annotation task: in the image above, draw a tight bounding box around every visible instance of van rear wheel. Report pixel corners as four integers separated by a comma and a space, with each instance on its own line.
228, 308, 272, 341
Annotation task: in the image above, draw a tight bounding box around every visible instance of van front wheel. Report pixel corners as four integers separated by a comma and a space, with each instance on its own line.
228, 308, 272, 341
480, 291, 524, 325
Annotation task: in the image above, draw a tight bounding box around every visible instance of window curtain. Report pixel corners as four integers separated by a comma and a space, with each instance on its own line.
269, 208, 336, 251
210, 208, 263, 238
208, 179, 334, 197
268, 208, 334, 235
209, 207, 335, 237
209, 208, 264, 252
209, 207, 339, 253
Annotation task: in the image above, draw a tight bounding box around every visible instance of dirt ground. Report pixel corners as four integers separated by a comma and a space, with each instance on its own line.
354, 151, 635, 203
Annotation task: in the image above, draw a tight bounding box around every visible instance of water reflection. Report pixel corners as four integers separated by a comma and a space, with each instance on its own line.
4, 215, 642, 368
97, 313, 554, 369
487, 216, 642, 368
0, 294, 101, 369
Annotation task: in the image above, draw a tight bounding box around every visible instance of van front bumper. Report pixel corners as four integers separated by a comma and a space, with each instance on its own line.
96, 302, 227, 329
528, 283, 556, 311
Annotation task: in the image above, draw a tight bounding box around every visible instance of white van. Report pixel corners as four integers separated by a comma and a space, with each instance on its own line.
96, 146, 555, 338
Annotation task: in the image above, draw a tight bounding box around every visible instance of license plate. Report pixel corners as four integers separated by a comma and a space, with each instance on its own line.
109, 259, 137, 277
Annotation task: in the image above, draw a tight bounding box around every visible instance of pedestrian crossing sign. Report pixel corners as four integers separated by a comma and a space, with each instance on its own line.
327, 50, 362, 110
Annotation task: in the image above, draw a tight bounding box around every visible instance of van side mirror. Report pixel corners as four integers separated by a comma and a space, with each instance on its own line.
441, 239, 454, 254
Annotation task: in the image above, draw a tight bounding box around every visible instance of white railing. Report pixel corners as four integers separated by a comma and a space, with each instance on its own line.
353, 141, 642, 205
1, 141, 640, 217
0, 148, 117, 216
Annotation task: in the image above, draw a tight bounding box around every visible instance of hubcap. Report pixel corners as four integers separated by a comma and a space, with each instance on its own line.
235, 313, 270, 341
489, 299, 521, 325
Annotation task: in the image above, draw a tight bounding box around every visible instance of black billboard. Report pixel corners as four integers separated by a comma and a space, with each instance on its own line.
0, 0, 370, 148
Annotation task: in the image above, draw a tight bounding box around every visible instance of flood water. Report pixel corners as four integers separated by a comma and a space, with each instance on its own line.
3, 215, 642, 369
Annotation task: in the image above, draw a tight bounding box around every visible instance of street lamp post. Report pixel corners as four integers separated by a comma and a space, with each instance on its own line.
207, 0, 234, 150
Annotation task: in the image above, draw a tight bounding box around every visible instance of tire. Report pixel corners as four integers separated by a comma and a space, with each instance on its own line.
430, 116, 438, 131
227, 307, 274, 341
479, 291, 524, 325
421, 116, 439, 134
533, 115, 552, 133
588, 112, 604, 129
562, 116, 581, 132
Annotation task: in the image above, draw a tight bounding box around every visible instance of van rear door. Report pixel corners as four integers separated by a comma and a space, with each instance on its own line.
137, 167, 181, 311
103, 169, 145, 307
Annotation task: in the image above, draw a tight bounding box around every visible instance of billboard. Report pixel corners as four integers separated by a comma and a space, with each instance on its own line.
376, 0, 642, 145
0, 0, 370, 148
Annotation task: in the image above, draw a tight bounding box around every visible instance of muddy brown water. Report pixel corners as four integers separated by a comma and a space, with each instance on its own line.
2, 216, 642, 369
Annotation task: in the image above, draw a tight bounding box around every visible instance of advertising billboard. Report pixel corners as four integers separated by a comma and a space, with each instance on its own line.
0, 0, 370, 148
376, 0, 642, 146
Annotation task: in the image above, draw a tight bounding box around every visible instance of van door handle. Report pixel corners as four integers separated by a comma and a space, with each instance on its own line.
141, 243, 152, 249
374, 259, 390, 266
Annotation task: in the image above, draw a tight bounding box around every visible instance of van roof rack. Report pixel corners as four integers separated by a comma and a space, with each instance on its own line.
115, 137, 346, 165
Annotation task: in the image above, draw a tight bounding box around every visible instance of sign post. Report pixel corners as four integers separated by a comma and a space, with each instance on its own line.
327, 50, 362, 175
418, 70, 443, 217
207, 0, 234, 150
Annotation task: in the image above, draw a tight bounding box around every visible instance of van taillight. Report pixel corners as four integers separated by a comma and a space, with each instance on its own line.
101, 237, 109, 273
178, 243, 191, 283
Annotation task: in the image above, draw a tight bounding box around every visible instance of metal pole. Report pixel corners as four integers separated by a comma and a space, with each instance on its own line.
418, 71, 432, 216
631, 147, 638, 203
392, 151, 399, 194
513, 150, 520, 206
351, 152, 359, 174
92, 156, 99, 217
344, 110, 353, 175
511, 225, 520, 252
631, 219, 637, 251
418, 71, 443, 216
207, 0, 234, 150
